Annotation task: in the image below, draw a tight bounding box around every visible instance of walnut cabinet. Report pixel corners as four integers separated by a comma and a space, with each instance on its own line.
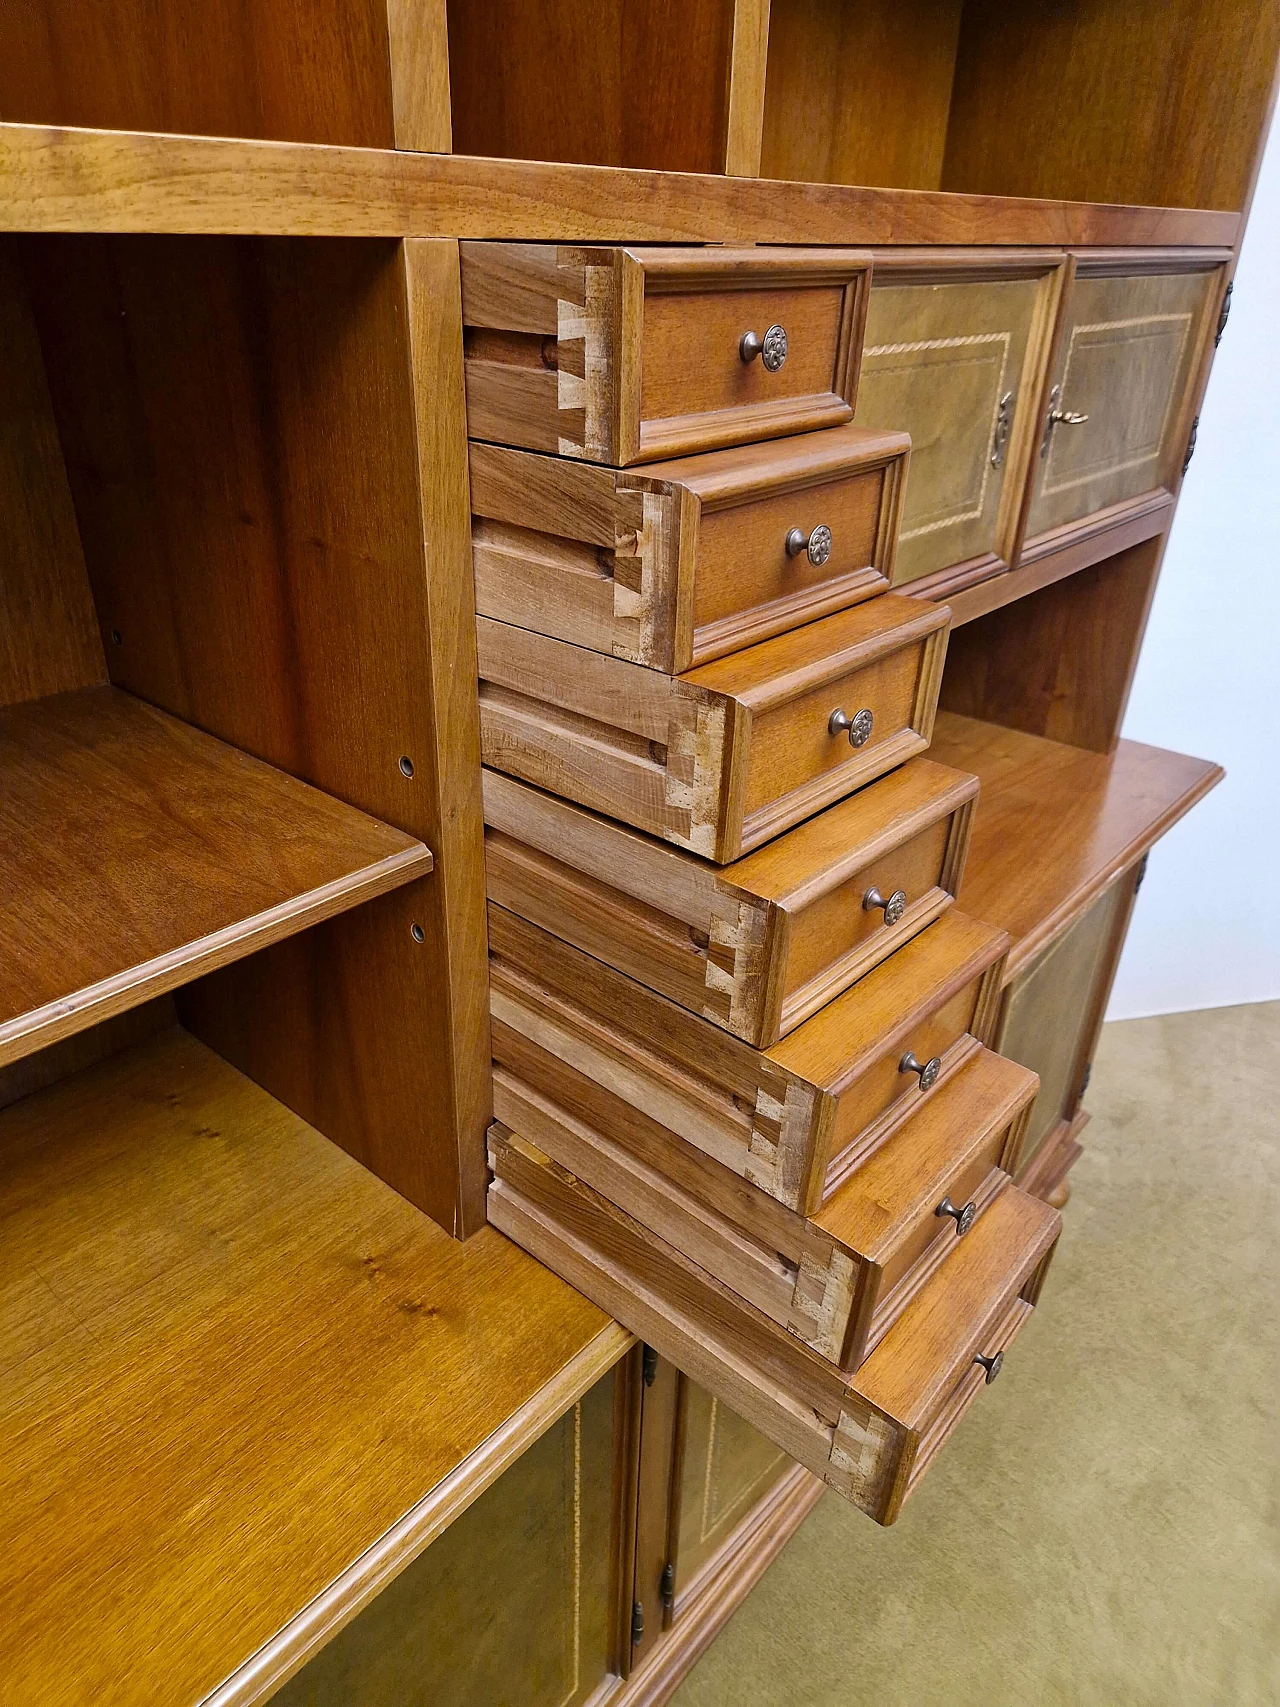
1, 0, 1273, 1703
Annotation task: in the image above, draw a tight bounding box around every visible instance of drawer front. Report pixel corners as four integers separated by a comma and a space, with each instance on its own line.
687, 444, 903, 665
854, 273, 1046, 584
1026, 266, 1217, 539
875, 1152, 1004, 1303
739, 640, 923, 834
639, 281, 851, 452
780, 813, 955, 1032
825, 979, 982, 1177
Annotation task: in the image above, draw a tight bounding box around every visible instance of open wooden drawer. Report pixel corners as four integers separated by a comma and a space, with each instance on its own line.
478, 593, 950, 863
484, 758, 977, 1048
489, 904, 1009, 1217
489, 1130, 1061, 1525
460, 244, 872, 465
470, 425, 910, 672
492, 1044, 1038, 1373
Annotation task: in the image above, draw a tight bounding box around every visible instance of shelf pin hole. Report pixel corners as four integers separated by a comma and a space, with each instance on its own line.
410, 923, 425, 944
399, 755, 415, 778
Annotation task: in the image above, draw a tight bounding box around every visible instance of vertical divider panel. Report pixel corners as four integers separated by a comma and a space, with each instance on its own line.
402, 237, 493, 1236
724, 0, 771, 177
385, 0, 453, 151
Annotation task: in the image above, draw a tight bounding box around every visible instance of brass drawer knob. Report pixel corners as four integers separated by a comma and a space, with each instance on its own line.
829, 706, 873, 747
900, 1050, 942, 1092
936, 1194, 977, 1236
863, 885, 906, 926
739, 324, 788, 371
974, 1349, 1004, 1384
1039, 383, 1090, 456
786, 523, 833, 566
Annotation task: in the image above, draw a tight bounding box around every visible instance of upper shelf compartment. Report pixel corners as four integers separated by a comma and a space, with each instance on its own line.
0, 231, 485, 1232
449, 0, 763, 173
0, 0, 450, 148
761, 0, 1280, 212
0, 685, 430, 1069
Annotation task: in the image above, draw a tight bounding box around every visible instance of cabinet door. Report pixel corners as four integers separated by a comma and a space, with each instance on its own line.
996, 866, 1139, 1184
853, 258, 1062, 591
668, 1378, 793, 1609
1025, 259, 1222, 543
273, 1366, 625, 1707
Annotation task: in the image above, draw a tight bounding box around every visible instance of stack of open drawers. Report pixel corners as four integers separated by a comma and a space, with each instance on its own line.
465, 243, 1061, 1526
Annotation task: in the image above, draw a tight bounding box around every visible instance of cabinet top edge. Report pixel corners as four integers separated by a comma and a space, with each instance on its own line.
0, 124, 1241, 250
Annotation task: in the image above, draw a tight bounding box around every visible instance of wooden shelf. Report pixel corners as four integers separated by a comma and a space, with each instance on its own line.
0, 685, 433, 1068
0, 1025, 624, 1706
0, 122, 1240, 247
930, 712, 1223, 980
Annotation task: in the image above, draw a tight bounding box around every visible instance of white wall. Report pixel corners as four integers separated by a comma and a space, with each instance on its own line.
1107, 114, 1280, 1019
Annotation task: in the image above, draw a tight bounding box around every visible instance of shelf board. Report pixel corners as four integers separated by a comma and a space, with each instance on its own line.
0, 122, 1240, 248
930, 712, 1223, 979
0, 684, 433, 1068
0, 1026, 624, 1707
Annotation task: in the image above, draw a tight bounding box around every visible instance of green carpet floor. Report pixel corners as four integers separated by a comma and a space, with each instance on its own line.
671, 1001, 1280, 1707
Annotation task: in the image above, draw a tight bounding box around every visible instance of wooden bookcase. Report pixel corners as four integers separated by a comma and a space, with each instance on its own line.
0, 2, 1274, 1703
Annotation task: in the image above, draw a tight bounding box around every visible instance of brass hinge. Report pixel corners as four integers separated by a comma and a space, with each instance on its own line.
1133, 851, 1150, 894
1215, 281, 1233, 347
1183, 414, 1199, 475
660, 1562, 675, 1610
632, 1600, 645, 1645
642, 1344, 659, 1387
1079, 1061, 1092, 1099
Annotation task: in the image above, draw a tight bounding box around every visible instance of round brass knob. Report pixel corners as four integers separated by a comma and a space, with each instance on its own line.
829, 706, 874, 747
863, 885, 906, 926
936, 1194, 977, 1236
974, 1350, 1003, 1384
739, 324, 788, 371
786, 523, 833, 566
900, 1050, 942, 1092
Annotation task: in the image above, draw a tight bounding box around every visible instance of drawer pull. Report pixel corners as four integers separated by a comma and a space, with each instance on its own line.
973, 1349, 1004, 1384
786, 523, 833, 566
829, 706, 874, 747
863, 885, 906, 926
739, 324, 788, 372
936, 1194, 977, 1237
1039, 383, 1090, 456
900, 1050, 942, 1092
989, 389, 1014, 467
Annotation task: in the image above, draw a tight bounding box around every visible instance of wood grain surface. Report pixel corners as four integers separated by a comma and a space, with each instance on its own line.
484, 758, 977, 1047
488, 1127, 1059, 1523
0, 124, 1241, 246
18, 231, 487, 1231
0, 0, 397, 145
0, 1027, 619, 1707
0, 685, 430, 1068
929, 712, 1223, 978
0, 245, 104, 710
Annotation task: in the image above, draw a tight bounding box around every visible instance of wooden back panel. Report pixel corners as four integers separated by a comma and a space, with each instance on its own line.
447, 0, 736, 172
0, 0, 400, 145
0, 244, 103, 710
944, 0, 1280, 211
